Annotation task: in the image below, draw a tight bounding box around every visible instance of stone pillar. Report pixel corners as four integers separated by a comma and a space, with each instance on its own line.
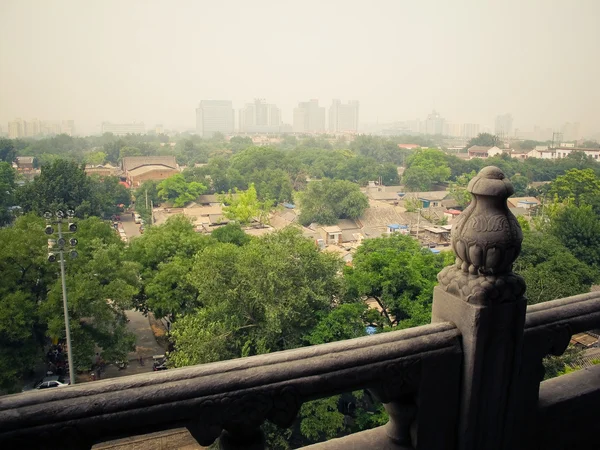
431, 166, 526, 450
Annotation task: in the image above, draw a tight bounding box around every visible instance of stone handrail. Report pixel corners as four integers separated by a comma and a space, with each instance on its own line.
0, 322, 462, 450
511, 292, 600, 450
536, 364, 600, 450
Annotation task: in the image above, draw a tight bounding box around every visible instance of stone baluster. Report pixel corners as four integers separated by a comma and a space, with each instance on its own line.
432, 166, 526, 450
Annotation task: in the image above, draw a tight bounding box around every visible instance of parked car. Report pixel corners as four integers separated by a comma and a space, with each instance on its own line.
134, 214, 142, 224
35, 376, 70, 390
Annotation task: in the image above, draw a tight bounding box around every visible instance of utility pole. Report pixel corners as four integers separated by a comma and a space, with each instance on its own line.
57, 221, 75, 385
45, 210, 78, 385
416, 208, 421, 242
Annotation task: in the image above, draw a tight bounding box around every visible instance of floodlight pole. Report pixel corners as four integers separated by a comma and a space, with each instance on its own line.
57, 220, 75, 385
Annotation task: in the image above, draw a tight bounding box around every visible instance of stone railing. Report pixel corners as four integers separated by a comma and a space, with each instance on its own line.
1, 166, 599, 450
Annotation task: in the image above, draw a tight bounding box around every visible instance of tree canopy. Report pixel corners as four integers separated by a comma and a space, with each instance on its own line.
0, 215, 140, 391
514, 230, 596, 304
170, 227, 343, 366
344, 234, 453, 328
403, 148, 451, 191
298, 179, 368, 226
157, 173, 206, 207
16, 159, 131, 218
466, 133, 501, 148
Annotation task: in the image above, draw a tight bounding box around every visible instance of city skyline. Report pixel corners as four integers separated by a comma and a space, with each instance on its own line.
1, 1, 599, 137
3, 107, 588, 142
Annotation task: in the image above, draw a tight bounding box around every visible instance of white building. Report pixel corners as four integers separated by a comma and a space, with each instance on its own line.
444, 122, 462, 137
462, 123, 480, 138
535, 147, 600, 161
329, 99, 359, 133
425, 110, 445, 135
196, 100, 234, 138
101, 122, 145, 136
293, 99, 326, 133
495, 114, 513, 137
239, 99, 281, 133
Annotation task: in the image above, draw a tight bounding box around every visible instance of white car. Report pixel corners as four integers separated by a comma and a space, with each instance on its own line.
35, 376, 69, 390
134, 214, 142, 224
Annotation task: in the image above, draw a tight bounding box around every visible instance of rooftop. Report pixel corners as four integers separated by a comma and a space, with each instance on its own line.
122, 156, 178, 172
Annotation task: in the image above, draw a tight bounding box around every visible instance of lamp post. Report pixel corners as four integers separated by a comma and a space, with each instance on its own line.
45, 209, 78, 385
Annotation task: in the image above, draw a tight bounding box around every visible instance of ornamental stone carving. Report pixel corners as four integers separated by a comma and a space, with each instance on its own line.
438, 166, 525, 304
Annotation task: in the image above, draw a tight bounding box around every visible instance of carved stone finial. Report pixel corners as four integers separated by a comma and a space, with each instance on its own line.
452, 166, 522, 275
437, 166, 525, 304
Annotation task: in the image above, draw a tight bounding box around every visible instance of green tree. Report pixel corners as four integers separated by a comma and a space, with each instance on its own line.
0, 139, 17, 162
549, 204, 600, 268
511, 174, 529, 197
449, 171, 475, 208
127, 215, 213, 315
403, 149, 451, 191
85, 151, 107, 165
170, 228, 342, 366
0, 215, 140, 389
515, 230, 596, 304
0, 162, 17, 225
344, 234, 453, 328
299, 395, 345, 442
17, 159, 94, 216
211, 223, 251, 246
581, 140, 600, 149
157, 173, 206, 207
549, 168, 600, 208
298, 179, 368, 226
88, 175, 131, 217
466, 133, 500, 148
306, 303, 369, 345
222, 183, 271, 225
119, 146, 142, 160
144, 256, 199, 320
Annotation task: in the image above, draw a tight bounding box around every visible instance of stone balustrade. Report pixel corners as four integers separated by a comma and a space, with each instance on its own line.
1, 166, 599, 450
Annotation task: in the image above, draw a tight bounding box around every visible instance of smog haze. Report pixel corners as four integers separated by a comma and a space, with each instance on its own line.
1, 0, 599, 135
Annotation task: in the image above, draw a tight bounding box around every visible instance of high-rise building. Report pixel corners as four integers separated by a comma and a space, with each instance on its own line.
425, 110, 445, 135
562, 122, 581, 141
24, 119, 42, 137
495, 114, 513, 137
293, 99, 326, 133
444, 123, 462, 137
239, 99, 281, 133
101, 122, 145, 136
8, 119, 24, 138
196, 100, 234, 138
61, 120, 75, 136
462, 123, 480, 139
328, 100, 359, 133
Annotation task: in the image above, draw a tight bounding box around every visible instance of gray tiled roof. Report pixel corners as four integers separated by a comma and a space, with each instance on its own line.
122, 156, 178, 171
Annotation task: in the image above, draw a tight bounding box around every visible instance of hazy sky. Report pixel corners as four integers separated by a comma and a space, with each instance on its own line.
1, 0, 599, 135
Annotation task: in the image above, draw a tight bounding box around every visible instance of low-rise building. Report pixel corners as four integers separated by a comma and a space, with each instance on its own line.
85, 164, 119, 177
387, 223, 410, 235
467, 146, 503, 159
15, 156, 35, 171
320, 226, 342, 245
122, 156, 179, 188
507, 197, 541, 210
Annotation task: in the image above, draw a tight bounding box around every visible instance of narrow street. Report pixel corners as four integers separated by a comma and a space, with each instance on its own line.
120, 211, 141, 240
100, 210, 164, 379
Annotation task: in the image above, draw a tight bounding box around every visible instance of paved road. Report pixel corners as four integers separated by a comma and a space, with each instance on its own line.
101, 310, 166, 379
120, 212, 142, 240
126, 309, 165, 359
100, 214, 161, 379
